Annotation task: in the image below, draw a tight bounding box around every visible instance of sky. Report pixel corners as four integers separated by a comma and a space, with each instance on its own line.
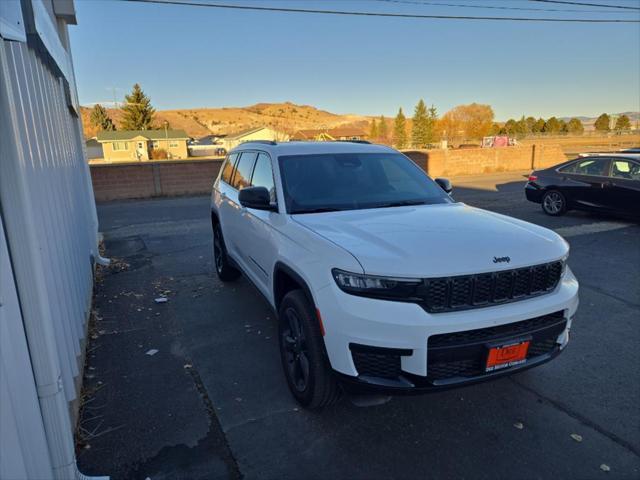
69, 0, 640, 120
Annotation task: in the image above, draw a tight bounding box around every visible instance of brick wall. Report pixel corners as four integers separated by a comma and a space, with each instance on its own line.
90, 159, 223, 202
90, 145, 566, 202
403, 144, 566, 177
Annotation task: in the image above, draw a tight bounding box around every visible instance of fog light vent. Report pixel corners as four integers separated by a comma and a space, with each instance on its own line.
349, 344, 411, 379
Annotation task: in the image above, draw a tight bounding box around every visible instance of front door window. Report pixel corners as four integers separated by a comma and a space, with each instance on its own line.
610, 160, 640, 180
561, 158, 609, 177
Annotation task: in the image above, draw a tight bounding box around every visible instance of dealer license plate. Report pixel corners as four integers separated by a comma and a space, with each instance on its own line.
485, 340, 530, 372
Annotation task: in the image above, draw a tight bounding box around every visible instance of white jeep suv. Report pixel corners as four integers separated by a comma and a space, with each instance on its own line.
210, 141, 579, 409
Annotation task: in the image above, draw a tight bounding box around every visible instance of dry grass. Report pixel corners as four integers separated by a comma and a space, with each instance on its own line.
520, 134, 639, 155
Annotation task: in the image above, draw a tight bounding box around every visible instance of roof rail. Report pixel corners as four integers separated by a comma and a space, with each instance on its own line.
241, 140, 277, 146
336, 139, 371, 144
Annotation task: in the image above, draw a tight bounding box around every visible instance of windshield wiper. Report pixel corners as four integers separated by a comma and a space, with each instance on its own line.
373, 200, 429, 209
291, 207, 345, 214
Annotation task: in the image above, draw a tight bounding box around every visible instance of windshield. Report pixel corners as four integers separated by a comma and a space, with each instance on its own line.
278, 152, 452, 214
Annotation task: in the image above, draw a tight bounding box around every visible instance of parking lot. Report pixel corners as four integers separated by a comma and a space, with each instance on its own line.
78, 171, 640, 480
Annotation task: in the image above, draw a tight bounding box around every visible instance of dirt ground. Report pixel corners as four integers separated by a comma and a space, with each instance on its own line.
520, 133, 639, 156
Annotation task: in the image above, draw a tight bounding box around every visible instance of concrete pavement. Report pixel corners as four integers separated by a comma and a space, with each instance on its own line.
78, 172, 640, 479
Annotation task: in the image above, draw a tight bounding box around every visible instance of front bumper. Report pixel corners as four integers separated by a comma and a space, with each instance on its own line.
316, 267, 578, 393
337, 347, 562, 395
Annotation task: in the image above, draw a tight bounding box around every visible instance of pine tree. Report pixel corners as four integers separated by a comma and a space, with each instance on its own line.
378, 115, 389, 142
594, 113, 611, 132
614, 114, 631, 131
120, 83, 156, 130
411, 99, 429, 147
393, 108, 407, 149
426, 104, 438, 144
504, 117, 529, 136
369, 118, 378, 140
89, 104, 116, 131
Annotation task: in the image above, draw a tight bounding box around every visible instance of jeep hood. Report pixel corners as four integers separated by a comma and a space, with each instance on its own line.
292, 203, 568, 278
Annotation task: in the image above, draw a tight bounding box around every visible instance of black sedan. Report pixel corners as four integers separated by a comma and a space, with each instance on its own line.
525, 153, 640, 218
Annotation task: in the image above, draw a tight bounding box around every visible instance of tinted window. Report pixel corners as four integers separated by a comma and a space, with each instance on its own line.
380, 157, 424, 192
610, 159, 640, 180
232, 152, 258, 190
561, 158, 609, 176
278, 152, 451, 214
558, 163, 576, 173
251, 153, 276, 203
221, 153, 238, 184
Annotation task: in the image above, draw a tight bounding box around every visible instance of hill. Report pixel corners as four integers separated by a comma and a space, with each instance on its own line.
80, 102, 370, 139
82, 103, 638, 140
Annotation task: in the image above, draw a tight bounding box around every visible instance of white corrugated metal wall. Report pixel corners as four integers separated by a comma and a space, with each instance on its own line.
3, 32, 96, 403
0, 1, 105, 478
0, 212, 55, 480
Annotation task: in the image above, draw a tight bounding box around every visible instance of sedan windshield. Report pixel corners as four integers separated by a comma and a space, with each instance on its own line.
278, 152, 452, 214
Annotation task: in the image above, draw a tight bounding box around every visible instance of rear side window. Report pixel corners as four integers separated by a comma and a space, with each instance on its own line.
232, 152, 258, 190
251, 153, 276, 203
560, 158, 609, 176
221, 153, 238, 184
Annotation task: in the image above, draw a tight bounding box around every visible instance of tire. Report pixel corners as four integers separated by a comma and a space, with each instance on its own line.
212, 222, 240, 281
278, 290, 341, 409
541, 190, 567, 216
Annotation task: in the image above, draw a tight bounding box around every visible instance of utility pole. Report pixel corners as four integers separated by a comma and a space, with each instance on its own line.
164, 120, 170, 159
107, 86, 121, 108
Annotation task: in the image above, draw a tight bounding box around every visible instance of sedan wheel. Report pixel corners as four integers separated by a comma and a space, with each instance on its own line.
542, 191, 567, 216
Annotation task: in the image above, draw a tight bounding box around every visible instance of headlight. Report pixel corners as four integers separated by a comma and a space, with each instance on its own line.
331, 269, 423, 301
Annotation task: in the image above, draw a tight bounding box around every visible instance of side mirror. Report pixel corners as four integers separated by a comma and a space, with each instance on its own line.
238, 186, 277, 211
435, 177, 452, 194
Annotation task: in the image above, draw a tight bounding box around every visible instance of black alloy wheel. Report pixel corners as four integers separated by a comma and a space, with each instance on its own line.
277, 290, 340, 409
212, 223, 240, 281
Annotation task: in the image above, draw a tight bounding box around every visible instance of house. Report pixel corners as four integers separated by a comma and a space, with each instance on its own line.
291, 129, 332, 141
1, 0, 108, 478
85, 137, 103, 159
188, 134, 228, 157
192, 133, 226, 146
327, 127, 368, 141
96, 129, 190, 161
221, 126, 289, 151
291, 127, 368, 142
